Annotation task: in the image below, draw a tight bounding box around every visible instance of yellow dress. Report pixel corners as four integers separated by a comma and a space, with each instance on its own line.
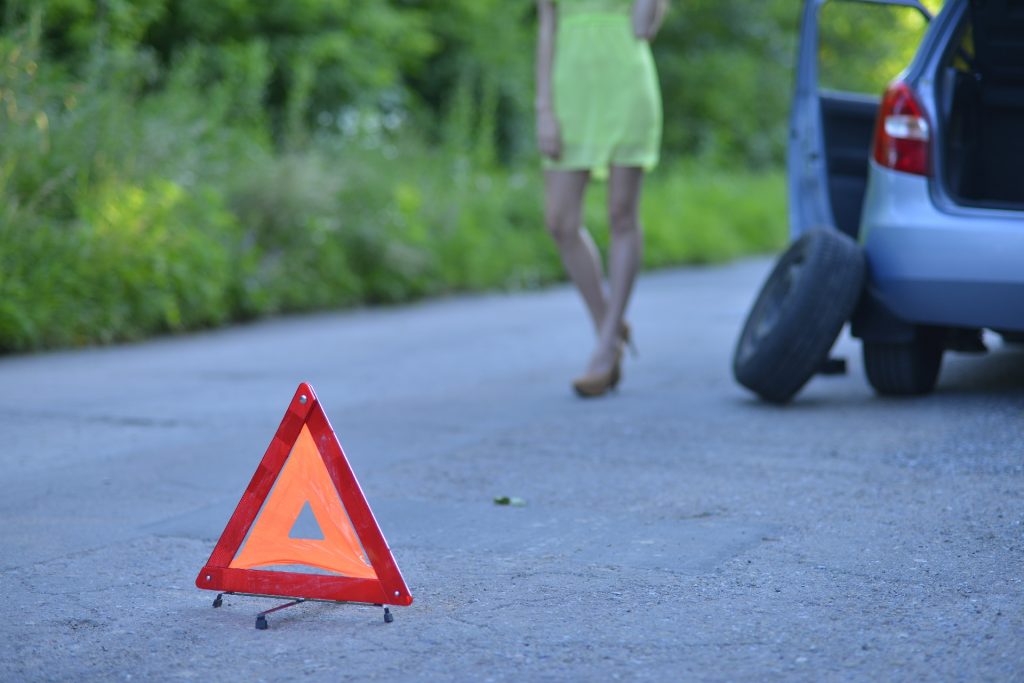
544, 0, 663, 179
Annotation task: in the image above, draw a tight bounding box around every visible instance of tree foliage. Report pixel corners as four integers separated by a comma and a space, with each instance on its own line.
1, 0, 938, 165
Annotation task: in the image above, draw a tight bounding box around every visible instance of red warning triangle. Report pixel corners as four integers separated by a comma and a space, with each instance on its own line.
196, 383, 412, 606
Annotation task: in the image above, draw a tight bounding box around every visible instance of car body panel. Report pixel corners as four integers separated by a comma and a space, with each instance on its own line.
861, 163, 1024, 331
789, 0, 834, 238
794, 0, 1024, 337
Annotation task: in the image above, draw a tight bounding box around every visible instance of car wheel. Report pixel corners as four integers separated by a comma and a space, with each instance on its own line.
733, 229, 865, 403
862, 329, 944, 396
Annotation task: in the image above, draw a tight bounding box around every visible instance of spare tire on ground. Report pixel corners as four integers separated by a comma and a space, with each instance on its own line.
733, 229, 865, 403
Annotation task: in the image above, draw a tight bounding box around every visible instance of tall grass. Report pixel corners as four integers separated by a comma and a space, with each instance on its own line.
0, 24, 786, 352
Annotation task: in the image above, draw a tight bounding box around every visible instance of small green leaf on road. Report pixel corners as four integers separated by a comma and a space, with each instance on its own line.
493, 496, 527, 507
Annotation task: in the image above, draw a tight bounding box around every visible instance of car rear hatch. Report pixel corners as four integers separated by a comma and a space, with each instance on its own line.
936, 0, 1024, 210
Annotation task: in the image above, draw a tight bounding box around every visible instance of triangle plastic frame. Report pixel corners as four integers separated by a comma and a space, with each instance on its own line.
195, 383, 413, 606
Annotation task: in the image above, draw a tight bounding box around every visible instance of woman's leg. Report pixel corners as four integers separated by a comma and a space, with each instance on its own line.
588, 165, 644, 373
544, 169, 607, 333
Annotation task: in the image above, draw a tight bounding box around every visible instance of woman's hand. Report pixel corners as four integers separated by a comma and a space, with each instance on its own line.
632, 0, 667, 41
536, 107, 562, 160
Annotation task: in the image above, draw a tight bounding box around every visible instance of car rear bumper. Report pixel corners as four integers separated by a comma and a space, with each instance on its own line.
860, 164, 1024, 332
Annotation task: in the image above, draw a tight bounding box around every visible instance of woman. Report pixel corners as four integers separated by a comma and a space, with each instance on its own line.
536, 0, 666, 397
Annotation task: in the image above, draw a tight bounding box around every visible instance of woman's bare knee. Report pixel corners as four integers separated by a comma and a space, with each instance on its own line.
544, 170, 589, 245
545, 202, 584, 245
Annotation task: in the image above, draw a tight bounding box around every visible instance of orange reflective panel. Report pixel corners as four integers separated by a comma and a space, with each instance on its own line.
229, 425, 377, 579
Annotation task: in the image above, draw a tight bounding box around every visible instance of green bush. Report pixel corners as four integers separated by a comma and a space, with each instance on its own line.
0, 180, 240, 350
574, 163, 786, 267
0, 15, 788, 353
640, 164, 787, 266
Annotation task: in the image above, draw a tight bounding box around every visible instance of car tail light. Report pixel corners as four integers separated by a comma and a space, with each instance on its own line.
872, 81, 930, 176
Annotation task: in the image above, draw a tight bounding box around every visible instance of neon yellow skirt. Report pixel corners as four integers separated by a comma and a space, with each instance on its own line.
544, 2, 663, 180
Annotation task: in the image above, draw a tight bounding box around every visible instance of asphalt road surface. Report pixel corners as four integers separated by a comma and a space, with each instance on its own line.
1, 259, 1022, 682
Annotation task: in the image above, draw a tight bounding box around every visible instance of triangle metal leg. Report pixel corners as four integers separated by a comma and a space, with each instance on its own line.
254, 598, 305, 630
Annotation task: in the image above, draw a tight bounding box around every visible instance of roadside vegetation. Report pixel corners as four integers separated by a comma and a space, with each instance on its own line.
2, 0, 926, 352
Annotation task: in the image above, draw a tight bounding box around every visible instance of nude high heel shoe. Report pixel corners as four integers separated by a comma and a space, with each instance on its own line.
572, 348, 624, 398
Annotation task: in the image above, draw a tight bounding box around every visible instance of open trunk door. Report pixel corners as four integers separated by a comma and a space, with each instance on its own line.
789, 0, 933, 240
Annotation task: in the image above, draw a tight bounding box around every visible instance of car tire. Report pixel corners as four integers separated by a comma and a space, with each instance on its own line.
733, 229, 865, 403
862, 329, 944, 396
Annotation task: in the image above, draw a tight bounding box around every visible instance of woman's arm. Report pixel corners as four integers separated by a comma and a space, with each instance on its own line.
632, 0, 668, 41
536, 0, 561, 160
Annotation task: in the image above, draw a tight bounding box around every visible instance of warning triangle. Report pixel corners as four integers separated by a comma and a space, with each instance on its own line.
196, 383, 413, 606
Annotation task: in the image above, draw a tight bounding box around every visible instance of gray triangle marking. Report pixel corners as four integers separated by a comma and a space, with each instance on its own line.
288, 501, 325, 540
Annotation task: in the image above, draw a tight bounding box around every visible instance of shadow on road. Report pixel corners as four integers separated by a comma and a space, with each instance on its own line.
938, 342, 1024, 396
733, 342, 1024, 411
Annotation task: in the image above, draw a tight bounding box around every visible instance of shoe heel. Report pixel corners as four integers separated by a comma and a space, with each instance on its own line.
621, 323, 638, 358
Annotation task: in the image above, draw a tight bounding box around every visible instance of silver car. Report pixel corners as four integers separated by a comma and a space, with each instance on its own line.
735, 0, 1024, 402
